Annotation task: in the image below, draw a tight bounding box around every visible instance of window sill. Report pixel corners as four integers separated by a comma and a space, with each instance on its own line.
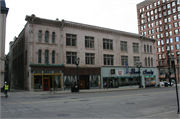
36, 42, 58, 45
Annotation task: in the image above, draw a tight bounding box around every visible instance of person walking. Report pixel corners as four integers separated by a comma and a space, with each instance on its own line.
3, 82, 9, 98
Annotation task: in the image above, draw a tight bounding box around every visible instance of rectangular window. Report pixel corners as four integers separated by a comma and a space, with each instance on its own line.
66, 52, 77, 64
45, 50, 49, 63
133, 43, 139, 53
165, 32, 168, 37
173, 15, 177, 20
172, 8, 176, 13
158, 54, 161, 59
167, 10, 171, 15
157, 41, 160, 46
85, 36, 94, 48
169, 31, 172, 36
156, 27, 159, 32
161, 40, 164, 45
167, 46, 170, 51
104, 54, 114, 65
121, 56, 128, 66
38, 30, 42, 42
168, 24, 171, 29
171, 45, 173, 50
174, 22, 177, 27
158, 47, 161, 52
170, 38, 173, 43
162, 47, 164, 52
175, 29, 178, 35
166, 39, 169, 44
52, 32, 55, 43
157, 34, 160, 39
165, 25, 168, 30
175, 37, 179, 42
167, 4, 170, 8
134, 56, 140, 66
176, 44, 179, 49
38, 50, 41, 63
66, 34, 77, 46
103, 39, 113, 50
85, 53, 95, 65
120, 41, 127, 51
168, 17, 171, 22
52, 51, 55, 64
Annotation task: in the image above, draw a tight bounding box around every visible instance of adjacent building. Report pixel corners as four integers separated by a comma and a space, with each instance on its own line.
9, 14, 158, 91
0, 0, 9, 89
137, 0, 180, 83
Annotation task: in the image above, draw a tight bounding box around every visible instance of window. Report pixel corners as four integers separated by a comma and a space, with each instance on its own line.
178, 7, 180, 11
150, 46, 152, 53
163, 5, 166, 10
178, 14, 180, 19
142, 8, 144, 12
52, 51, 55, 64
176, 44, 179, 49
104, 54, 114, 65
164, 18, 167, 23
175, 29, 178, 35
160, 27, 163, 31
38, 30, 42, 42
167, 10, 171, 15
139, 9, 141, 13
145, 57, 147, 66
144, 31, 146, 35
45, 31, 49, 43
158, 1, 160, 5
148, 24, 150, 28
170, 38, 173, 43
175, 37, 179, 42
141, 26, 143, 30
173, 15, 177, 20
163, 11, 167, 16
159, 61, 161, 65
162, 54, 165, 58
134, 56, 140, 66
148, 30, 151, 34
148, 18, 150, 22
167, 46, 170, 51
177, 51, 180, 57
85, 36, 94, 48
154, 9, 157, 13
144, 45, 146, 52
151, 16, 154, 21
151, 10, 153, 15
151, 58, 153, 66
38, 50, 41, 63
156, 27, 159, 32
148, 58, 150, 66
165, 32, 168, 37
159, 13, 162, 18
178, 0, 180, 5
167, 4, 170, 8
150, 4, 152, 9
120, 41, 127, 51
147, 12, 149, 16
159, 20, 162, 25
171, 45, 173, 50
157, 34, 160, 39
86, 53, 95, 65
133, 43, 139, 53
162, 47, 164, 52
66, 52, 77, 64
169, 31, 172, 36
151, 23, 153, 27
157, 40, 160, 46
168, 17, 171, 22
45, 50, 49, 63
158, 47, 161, 52
121, 56, 128, 66
158, 54, 161, 59
146, 6, 149, 10
155, 15, 158, 19
66, 34, 76, 46
178, 21, 180, 26
143, 25, 146, 29
141, 14, 144, 18
154, 2, 156, 7
151, 29, 154, 34
172, 8, 176, 13
52, 32, 55, 43
147, 45, 149, 52
160, 33, 163, 38
168, 24, 171, 29
165, 25, 168, 30
152, 35, 155, 38
103, 39, 113, 50
162, 0, 165, 3
172, 2, 175, 7
159, 7, 161, 11
166, 39, 169, 43
161, 40, 164, 45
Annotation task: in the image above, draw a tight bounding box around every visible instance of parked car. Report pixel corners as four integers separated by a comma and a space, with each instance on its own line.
163, 81, 174, 86
158, 82, 164, 86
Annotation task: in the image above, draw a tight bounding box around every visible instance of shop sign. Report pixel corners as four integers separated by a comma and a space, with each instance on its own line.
130, 68, 140, 74
143, 69, 154, 74
116, 70, 124, 75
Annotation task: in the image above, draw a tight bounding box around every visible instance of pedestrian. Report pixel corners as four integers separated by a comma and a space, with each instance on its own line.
3, 82, 9, 98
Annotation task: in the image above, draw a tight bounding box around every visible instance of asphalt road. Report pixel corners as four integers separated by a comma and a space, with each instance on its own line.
1, 87, 180, 119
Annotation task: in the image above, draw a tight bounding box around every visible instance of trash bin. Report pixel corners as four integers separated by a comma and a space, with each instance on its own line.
164, 82, 168, 87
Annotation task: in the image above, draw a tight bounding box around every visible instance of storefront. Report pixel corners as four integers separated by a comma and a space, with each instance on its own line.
63, 67, 101, 89
30, 63, 64, 91
101, 67, 158, 89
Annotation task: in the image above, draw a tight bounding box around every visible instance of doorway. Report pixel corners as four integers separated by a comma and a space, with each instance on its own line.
43, 78, 49, 91
79, 75, 89, 89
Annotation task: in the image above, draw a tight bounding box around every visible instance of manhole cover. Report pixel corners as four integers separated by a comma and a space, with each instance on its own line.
126, 103, 135, 104
57, 114, 70, 117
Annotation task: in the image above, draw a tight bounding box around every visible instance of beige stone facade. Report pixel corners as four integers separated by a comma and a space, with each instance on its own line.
9, 14, 157, 91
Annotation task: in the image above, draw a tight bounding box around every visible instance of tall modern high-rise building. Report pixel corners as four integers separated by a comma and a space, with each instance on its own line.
137, 0, 180, 83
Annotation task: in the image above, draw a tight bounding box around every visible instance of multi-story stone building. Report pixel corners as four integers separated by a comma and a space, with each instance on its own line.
0, 0, 8, 90
137, 0, 180, 83
9, 14, 158, 91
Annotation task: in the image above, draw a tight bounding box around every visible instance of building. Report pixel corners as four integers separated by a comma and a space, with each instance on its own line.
137, 0, 180, 83
0, 0, 9, 90
9, 14, 157, 91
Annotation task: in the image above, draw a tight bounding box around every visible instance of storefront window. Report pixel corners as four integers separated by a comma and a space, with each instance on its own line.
64, 75, 76, 89
54, 75, 61, 88
34, 76, 42, 89
90, 75, 100, 87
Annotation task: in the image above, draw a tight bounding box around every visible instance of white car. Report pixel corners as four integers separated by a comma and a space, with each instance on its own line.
163, 81, 174, 86
158, 82, 164, 86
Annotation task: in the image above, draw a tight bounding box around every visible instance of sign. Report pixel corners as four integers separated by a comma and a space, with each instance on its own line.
143, 70, 154, 75
116, 70, 124, 75
126, 61, 129, 74
130, 68, 140, 74
111, 69, 115, 74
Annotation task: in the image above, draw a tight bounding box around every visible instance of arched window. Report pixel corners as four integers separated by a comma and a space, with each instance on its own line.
52, 32, 55, 43
45, 50, 49, 63
38, 50, 41, 63
144, 45, 146, 52
147, 45, 149, 53
148, 57, 150, 66
45, 31, 49, 43
52, 51, 55, 64
151, 58, 153, 66
150, 46, 152, 53
38, 30, 42, 42
145, 57, 147, 66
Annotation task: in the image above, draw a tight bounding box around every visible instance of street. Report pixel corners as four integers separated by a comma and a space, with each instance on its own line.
1, 87, 180, 119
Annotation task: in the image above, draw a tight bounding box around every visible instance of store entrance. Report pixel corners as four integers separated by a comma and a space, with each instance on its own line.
79, 75, 89, 89
43, 78, 49, 91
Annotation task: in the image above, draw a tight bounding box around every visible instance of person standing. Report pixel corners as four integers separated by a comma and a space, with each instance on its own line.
3, 82, 9, 98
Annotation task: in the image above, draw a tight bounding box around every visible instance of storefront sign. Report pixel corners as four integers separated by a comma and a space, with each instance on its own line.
130, 68, 140, 74
116, 70, 124, 75
143, 69, 154, 75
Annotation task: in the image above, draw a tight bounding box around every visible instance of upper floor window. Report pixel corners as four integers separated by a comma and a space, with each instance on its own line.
166, 39, 169, 43
66, 52, 77, 64
120, 41, 127, 51
52, 32, 55, 43
169, 31, 172, 36
52, 51, 55, 64
150, 4, 152, 9
144, 45, 146, 52
104, 54, 114, 65
133, 43, 139, 53
145, 57, 147, 66
173, 15, 177, 20
85, 36, 94, 48
66, 34, 76, 46
148, 57, 150, 66
172, 8, 176, 13
150, 46, 152, 53
172, 2, 175, 7
176, 44, 179, 50
154, 2, 156, 7
121, 56, 128, 66
168, 17, 171, 22
103, 39, 113, 50
85, 53, 95, 65
38, 30, 42, 42
45, 50, 49, 63
158, 1, 160, 5
167, 4, 170, 8
38, 50, 41, 63
175, 37, 179, 42
45, 31, 49, 43
147, 45, 149, 52
170, 38, 173, 43
134, 56, 140, 66
151, 58, 153, 67
146, 6, 149, 10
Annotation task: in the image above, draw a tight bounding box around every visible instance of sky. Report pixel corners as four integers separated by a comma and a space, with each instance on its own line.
4, 0, 143, 54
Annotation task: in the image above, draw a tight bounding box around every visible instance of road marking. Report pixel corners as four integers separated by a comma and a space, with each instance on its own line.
2, 90, 176, 105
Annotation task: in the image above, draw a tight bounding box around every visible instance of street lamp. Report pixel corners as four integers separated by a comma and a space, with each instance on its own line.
75, 57, 80, 92
136, 62, 142, 88
167, 51, 171, 86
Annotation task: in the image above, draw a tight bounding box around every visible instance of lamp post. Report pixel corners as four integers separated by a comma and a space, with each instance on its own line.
167, 51, 171, 86
136, 62, 142, 88
75, 57, 80, 92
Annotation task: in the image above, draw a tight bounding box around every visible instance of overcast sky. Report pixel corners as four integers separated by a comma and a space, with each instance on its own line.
5, 0, 143, 54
